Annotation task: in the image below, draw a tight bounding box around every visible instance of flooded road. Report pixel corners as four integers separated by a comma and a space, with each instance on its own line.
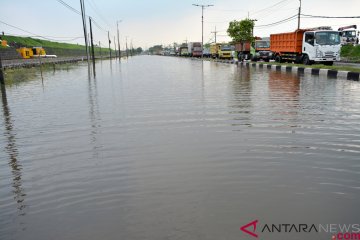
1, 56, 360, 240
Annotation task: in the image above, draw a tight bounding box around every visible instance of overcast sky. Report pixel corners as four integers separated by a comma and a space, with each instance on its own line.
1, 0, 359, 50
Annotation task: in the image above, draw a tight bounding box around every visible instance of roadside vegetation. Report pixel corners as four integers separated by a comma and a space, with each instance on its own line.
0, 35, 144, 57
341, 45, 360, 62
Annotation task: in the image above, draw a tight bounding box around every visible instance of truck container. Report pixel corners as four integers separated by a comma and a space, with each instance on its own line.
270, 28, 341, 65
235, 41, 253, 61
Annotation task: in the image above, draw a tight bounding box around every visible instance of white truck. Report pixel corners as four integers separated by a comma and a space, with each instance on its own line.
338, 25, 359, 45
271, 27, 341, 66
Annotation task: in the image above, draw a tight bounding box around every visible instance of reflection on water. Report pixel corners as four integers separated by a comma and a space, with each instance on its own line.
0, 56, 360, 240
0, 84, 27, 237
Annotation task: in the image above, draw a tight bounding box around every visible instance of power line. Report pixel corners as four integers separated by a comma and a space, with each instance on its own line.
255, 14, 298, 28
86, 0, 112, 28
251, 0, 291, 16
301, 14, 360, 19
55, 0, 81, 14
55, 0, 106, 32
0, 19, 68, 42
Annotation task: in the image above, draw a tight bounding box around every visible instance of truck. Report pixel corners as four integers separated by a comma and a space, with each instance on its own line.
235, 41, 254, 61
338, 25, 359, 45
210, 43, 233, 59
218, 44, 233, 59
270, 27, 341, 65
210, 43, 220, 58
179, 43, 189, 57
252, 38, 272, 62
188, 42, 202, 57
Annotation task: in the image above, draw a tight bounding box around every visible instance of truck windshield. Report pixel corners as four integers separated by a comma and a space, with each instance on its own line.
255, 41, 270, 48
343, 30, 356, 37
221, 45, 231, 51
315, 32, 341, 45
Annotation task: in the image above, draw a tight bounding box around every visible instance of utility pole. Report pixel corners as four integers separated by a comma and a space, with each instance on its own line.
248, 19, 257, 38
99, 41, 102, 59
89, 17, 96, 75
125, 36, 129, 58
211, 26, 218, 43
130, 39, 133, 56
117, 20, 122, 59
192, 4, 214, 58
0, 53, 4, 85
80, 0, 89, 63
108, 31, 111, 59
298, 0, 302, 29
114, 36, 117, 58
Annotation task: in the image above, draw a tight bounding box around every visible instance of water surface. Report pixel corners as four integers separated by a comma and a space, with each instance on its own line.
1, 56, 360, 240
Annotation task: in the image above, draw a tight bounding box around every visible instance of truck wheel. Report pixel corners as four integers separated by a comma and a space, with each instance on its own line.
275, 55, 282, 63
302, 55, 310, 65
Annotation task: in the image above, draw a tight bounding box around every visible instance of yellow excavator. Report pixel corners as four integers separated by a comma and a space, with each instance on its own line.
16, 47, 46, 59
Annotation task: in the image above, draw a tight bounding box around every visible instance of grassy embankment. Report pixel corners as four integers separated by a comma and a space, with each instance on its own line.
1, 35, 116, 57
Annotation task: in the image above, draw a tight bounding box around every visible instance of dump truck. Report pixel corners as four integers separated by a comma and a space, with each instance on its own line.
218, 44, 232, 59
252, 38, 272, 62
270, 27, 341, 65
235, 41, 254, 61
338, 25, 359, 45
188, 42, 202, 57
179, 43, 189, 56
210, 43, 221, 58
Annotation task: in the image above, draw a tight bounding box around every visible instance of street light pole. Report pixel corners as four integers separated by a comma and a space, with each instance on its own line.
117, 20, 122, 59
298, 0, 302, 29
192, 4, 213, 58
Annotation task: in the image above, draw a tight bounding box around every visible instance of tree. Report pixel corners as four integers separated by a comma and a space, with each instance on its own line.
227, 19, 255, 43
136, 47, 143, 54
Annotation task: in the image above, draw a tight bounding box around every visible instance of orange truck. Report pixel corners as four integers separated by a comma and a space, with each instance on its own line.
270, 27, 341, 65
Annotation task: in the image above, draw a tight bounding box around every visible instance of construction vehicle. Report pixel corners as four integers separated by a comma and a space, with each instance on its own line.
252, 38, 272, 62
270, 27, 341, 66
16, 46, 46, 59
188, 42, 202, 57
338, 25, 359, 45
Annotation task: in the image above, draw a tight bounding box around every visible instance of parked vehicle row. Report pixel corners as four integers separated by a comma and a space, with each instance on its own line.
173, 25, 357, 66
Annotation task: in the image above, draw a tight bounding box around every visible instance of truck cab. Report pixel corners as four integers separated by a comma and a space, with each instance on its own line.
218, 44, 232, 59
302, 30, 341, 65
253, 39, 271, 62
338, 25, 359, 45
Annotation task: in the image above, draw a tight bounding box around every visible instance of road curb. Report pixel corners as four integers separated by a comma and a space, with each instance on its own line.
235, 61, 360, 81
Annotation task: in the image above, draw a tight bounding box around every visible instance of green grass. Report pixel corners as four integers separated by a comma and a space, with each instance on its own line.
3, 35, 86, 50
341, 45, 360, 61
1, 35, 116, 56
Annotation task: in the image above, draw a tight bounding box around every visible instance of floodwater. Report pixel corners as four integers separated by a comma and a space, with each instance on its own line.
1, 56, 360, 240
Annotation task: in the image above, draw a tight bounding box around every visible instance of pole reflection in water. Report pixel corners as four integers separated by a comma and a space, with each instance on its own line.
0, 84, 27, 231
87, 73, 101, 158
